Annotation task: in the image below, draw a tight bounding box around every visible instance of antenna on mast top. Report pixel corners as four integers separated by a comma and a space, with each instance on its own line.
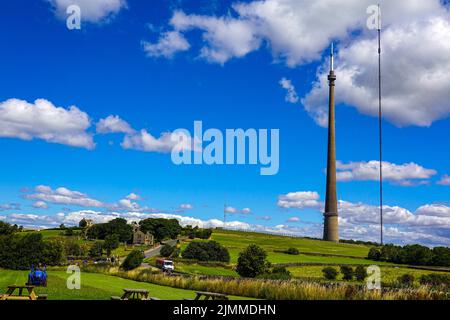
330, 42, 334, 71
377, 3, 384, 246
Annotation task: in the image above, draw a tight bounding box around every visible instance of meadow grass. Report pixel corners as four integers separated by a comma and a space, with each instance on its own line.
87, 266, 449, 300
287, 265, 450, 286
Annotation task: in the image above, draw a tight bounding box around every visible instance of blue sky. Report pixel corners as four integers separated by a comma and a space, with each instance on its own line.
0, 0, 449, 246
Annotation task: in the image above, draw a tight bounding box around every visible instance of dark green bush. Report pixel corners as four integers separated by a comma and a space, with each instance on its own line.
285, 247, 300, 255
121, 249, 145, 270
397, 274, 415, 286
322, 267, 338, 280
340, 266, 354, 281
354, 265, 367, 281
182, 241, 230, 262
260, 266, 292, 280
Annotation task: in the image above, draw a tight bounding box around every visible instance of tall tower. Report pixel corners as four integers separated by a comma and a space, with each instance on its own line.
323, 43, 339, 242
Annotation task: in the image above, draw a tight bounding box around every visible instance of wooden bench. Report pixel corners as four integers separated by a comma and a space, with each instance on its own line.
186, 291, 229, 300
111, 288, 155, 300
1, 285, 47, 300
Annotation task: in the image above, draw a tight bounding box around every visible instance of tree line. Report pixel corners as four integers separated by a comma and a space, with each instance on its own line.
368, 244, 450, 267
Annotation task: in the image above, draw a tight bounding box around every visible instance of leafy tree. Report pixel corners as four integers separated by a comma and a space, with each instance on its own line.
402, 245, 433, 265
354, 265, 367, 281
65, 240, 88, 257
139, 218, 181, 242
340, 266, 354, 281
322, 267, 338, 280
121, 249, 144, 270
79, 219, 88, 229
89, 241, 104, 258
104, 234, 120, 257
59, 224, 66, 230
160, 244, 176, 257
368, 247, 381, 261
236, 244, 270, 278
0, 221, 20, 235
0, 233, 64, 269
86, 218, 132, 242
431, 247, 450, 267
182, 241, 230, 262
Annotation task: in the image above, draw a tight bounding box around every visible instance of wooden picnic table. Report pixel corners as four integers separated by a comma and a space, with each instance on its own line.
111, 288, 156, 300
0, 285, 47, 301
193, 291, 229, 300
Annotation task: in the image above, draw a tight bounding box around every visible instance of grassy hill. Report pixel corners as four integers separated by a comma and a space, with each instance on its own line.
181, 229, 377, 264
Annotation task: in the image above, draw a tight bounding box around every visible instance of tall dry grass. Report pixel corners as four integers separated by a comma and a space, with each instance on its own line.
82, 266, 449, 300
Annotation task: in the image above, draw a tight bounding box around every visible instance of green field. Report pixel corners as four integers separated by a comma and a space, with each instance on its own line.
0, 269, 250, 300
180, 229, 375, 265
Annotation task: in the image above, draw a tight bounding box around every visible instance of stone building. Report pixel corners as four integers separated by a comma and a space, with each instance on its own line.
132, 222, 154, 246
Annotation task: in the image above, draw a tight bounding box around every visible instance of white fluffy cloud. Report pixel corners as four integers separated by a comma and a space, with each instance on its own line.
47, 0, 127, 23
145, 0, 443, 66
126, 193, 141, 200
145, 0, 450, 127
0, 98, 94, 149
279, 78, 299, 103
224, 206, 252, 214
121, 130, 189, 153
96, 115, 134, 134
336, 161, 437, 186
277, 191, 322, 209
303, 14, 450, 127
143, 31, 190, 58
179, 203, 194, 210
25, 185, 105, 208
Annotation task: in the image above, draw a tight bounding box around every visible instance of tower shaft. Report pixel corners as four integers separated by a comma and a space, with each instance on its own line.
323, 62, 339, 242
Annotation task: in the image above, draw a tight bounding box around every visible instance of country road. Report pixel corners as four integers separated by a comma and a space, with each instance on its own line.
140, 239, 178, 268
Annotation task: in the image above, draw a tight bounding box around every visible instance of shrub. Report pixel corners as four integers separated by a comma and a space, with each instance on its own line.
260, 266, 292, 280
354, 265, 367, 281
160, 244, 175, 257
89, 241, 104, 258
419, 273, 450, 287
103, 234, 120, 257
340, 266, 354, 281
322, 267, 338, 280
64, 228, 74, 236
0, 221, 20, 235
397, 274, 415, 286
236, 244, 270, 278
285, 247, 300, 255
182, 241, 230, 262
121, 249, 144, 271
65, 240, 88, 257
